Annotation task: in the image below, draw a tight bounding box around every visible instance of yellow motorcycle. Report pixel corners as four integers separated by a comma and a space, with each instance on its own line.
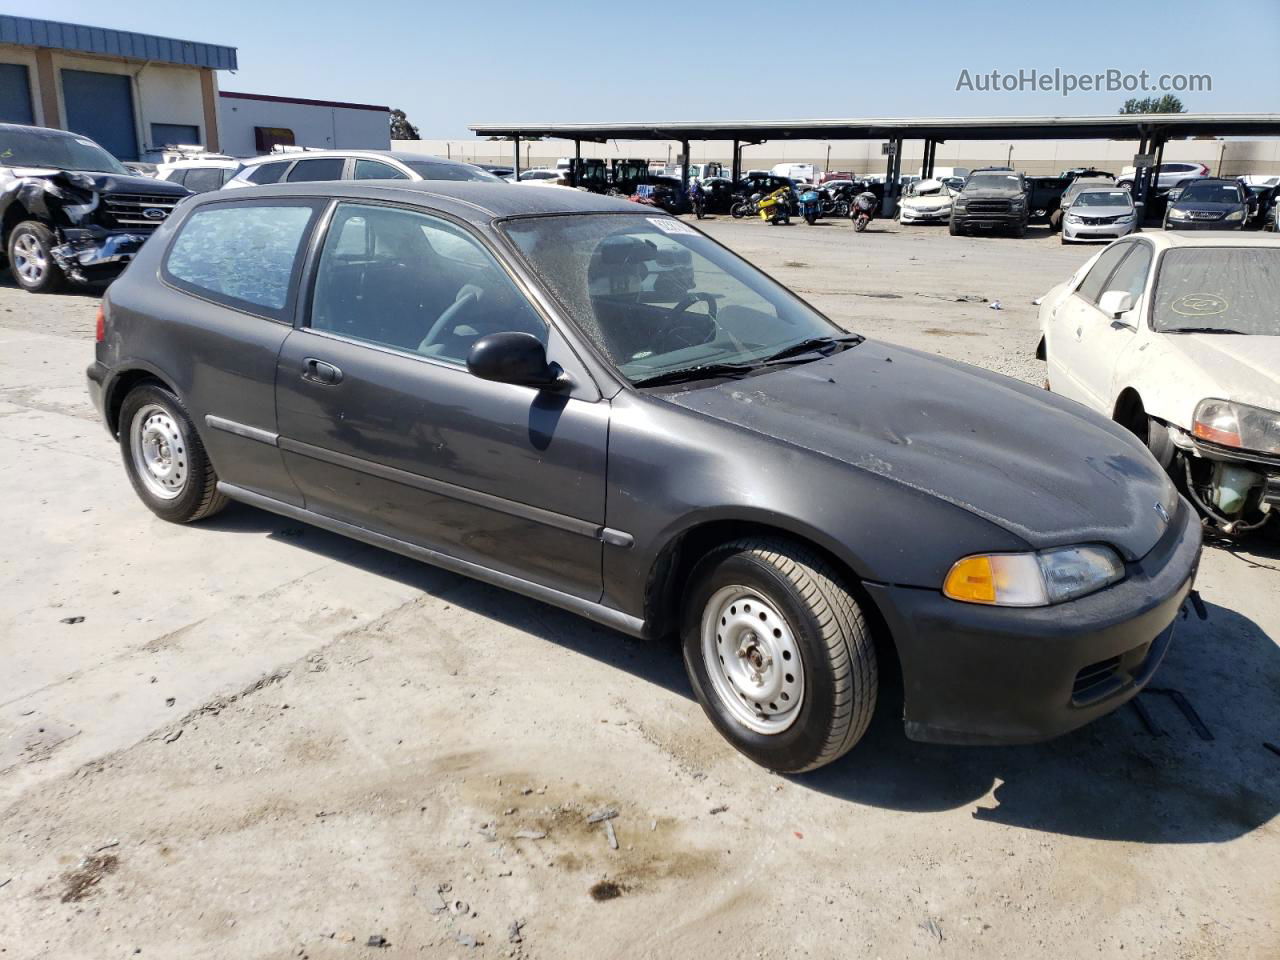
757, 187, 792, 225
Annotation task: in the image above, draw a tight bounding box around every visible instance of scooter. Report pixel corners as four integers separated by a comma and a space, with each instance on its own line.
758, 187, 792, 225
851, 191, 877, 232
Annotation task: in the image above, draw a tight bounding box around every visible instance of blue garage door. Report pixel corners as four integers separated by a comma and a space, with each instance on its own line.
0, 63, 34, 124
61, 69, 138, 161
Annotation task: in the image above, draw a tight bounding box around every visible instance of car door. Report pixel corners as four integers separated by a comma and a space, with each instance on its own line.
1068, 240, 1153, 408
158, 196, 325, 506
1046, 240, 1136, 409
274, 200, 609, 600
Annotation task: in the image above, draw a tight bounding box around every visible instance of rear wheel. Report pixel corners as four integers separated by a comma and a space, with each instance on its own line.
119, 383, 227, 523
7, 221, 66, 293
681, 538, 878, 773
730, 202, 746, 219
804, 210, 818, 225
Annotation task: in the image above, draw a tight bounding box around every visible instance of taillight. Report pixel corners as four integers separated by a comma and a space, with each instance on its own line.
95, 304, 105, 343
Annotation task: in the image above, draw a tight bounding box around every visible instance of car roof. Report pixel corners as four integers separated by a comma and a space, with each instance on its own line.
237, 149, 479, 168
0, 121, 80, 137
1141, 231, 1280, 250
194, 180, 646, 222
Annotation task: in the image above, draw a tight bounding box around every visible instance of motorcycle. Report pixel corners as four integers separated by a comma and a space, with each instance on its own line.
730, 192, 759, 219
851, 191, 877, 232
797, 185, 823, 225
688, 181, 706, 220
757, 187, 792, 225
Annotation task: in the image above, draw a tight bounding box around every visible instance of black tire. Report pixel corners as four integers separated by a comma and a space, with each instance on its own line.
681, 537, 878, 773
854, 216, 868, 233
1011, 221, 1027, 239
730, 202, 746, 220
948, 218, 960, 236
804, 211, 818, 225
7, 220, 67, 293
118, 382, 228, 523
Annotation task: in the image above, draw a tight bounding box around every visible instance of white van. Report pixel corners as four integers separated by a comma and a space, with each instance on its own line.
771, 162, 820, 183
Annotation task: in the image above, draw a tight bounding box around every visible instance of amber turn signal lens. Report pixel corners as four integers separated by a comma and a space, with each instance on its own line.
943, 555, 997, 604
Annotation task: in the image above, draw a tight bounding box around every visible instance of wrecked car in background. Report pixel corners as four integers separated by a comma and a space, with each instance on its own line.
1039, 232, 1280, 535
898, 178, 955, 225
1, 123, 191, 293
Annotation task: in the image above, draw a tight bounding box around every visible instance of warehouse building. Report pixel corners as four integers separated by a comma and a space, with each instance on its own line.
0, 14, 234, 161
0, 15, 391, 162
218, 91, 390, 156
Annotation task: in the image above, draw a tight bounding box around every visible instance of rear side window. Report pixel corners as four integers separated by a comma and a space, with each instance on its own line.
287, 157, 346, 182
164, 201, 320, 319
246, 161, 288, 184
181, 167, 226, 193
353, 159, 409, 180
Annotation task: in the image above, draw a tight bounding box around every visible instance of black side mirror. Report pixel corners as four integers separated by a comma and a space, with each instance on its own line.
467, 332, 567, 390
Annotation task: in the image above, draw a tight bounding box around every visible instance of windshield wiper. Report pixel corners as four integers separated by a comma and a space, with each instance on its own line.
1166, 327, 1247, 335
759, 334, 863, 365
631, 362, 758, 388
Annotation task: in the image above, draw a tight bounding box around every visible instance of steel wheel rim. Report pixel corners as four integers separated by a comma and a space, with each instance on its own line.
13, 234, 47, 284
701, 586, 805, 735
130, 403, 188, 500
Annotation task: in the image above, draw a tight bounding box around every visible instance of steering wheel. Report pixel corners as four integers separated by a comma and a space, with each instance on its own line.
419, 288, 481, 354
659, 293, 719, 351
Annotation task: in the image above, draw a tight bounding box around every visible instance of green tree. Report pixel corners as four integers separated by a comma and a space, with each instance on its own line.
390, 109, 420, 141
1119, 95, 1186, 115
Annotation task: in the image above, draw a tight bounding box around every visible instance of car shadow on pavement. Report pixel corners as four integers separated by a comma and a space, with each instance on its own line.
193, 501, 693, 699
799, 597, 1280, 844
196, 503, 1279, 845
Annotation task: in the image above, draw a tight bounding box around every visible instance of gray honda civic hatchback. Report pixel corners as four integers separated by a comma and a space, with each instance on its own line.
87, 182, 1201, 772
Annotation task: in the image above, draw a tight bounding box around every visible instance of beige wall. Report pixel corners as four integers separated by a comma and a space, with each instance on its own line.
0, 44, 213, 159
401, 136, 1280, 178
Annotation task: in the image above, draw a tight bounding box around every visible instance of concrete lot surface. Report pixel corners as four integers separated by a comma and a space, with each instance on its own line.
1, 218, 1277, 959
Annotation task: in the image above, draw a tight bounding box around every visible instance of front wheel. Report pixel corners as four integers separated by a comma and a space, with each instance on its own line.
7, 221, 67, 293
118, 383, 228, 523
854, 215, 868, 233
682, 538, 878, 773
730, 202, 746, 219
948, 219, 960, 236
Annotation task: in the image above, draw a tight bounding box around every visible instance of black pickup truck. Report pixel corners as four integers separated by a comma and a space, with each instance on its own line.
949, 168, 1030, 237
1, 123, 190, 293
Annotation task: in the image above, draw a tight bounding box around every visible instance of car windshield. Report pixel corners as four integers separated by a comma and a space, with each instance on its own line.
1074, 191, 1132, 207
965, 174, 1021, 191
502, 214, 849, 383
0, 127, 128, 174
1178, 182, 1240, 204
1153, 247, 1280, 336
401, 160, 502, 182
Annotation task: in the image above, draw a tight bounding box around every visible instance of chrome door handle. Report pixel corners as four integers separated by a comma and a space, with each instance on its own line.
302, 358, 343, 385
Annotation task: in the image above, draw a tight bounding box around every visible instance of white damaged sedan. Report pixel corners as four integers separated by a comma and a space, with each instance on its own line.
898, 178, 954, 225
1038, 232, 1280, 535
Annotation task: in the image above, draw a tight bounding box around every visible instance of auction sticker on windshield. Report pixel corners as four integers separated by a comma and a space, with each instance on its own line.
648, 217, 698, 236
1171, 294, 1229, 316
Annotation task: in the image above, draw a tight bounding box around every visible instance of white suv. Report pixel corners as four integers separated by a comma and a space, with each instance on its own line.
223, 150, 500, 189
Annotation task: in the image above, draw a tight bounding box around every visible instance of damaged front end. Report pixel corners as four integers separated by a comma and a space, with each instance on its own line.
50, 229, 151, 284
2, 167, 187, 284
1161, 403, 1280, 534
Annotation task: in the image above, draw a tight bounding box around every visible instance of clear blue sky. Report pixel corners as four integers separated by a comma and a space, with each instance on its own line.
34, 0, 1280, 137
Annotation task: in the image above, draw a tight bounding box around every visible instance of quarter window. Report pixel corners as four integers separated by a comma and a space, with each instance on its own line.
166, 202, 319, 317
310, 203, 545, 364
287, 157, 346, 182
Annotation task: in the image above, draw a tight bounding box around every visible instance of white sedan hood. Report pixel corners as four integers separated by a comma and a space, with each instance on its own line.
1138, 333, 1280, 427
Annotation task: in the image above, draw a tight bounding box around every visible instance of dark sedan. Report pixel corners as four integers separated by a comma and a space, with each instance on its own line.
87, 183, 1201, 772
1164, 178, 1249, 230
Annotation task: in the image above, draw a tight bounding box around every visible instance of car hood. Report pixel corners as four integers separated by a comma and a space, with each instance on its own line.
1171, 201, 1242, 214
960, 187, 1023, 199
9, 167, 189, 196
662, 341, 1177, 560
903, 194, 952, 207
1067, 204, 1132, 217
1140, 334, 1280, 425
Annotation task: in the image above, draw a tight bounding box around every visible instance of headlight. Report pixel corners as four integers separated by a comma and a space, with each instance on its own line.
1225, 210, 1244, 222
1116, 214, 1135, 223
1065, 214, 1082, 224
1193, 399, 1280, 454
1168, 208, 1189, 220
943, 545, 1125, 607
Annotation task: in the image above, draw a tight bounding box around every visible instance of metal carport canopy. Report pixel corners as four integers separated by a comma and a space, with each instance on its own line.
470, 113, 1280, 141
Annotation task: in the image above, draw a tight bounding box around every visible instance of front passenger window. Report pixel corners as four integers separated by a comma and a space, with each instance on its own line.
1100, 244, 1153, 305
310, 203, 546, 364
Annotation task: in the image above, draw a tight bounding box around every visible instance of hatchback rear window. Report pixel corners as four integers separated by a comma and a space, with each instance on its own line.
165, 201, 320, 318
